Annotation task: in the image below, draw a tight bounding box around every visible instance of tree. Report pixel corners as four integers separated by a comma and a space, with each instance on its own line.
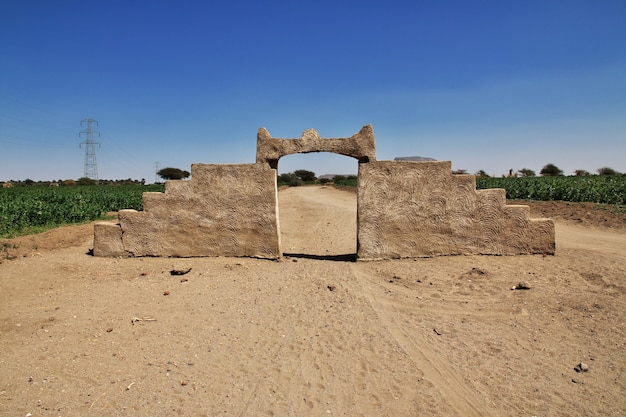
597, 167, 619, 176
518, 168, 536, 177
157, 167, 190, 180
293, 169, 316, 182
277, 172, 302, 186
540, 163, 563, 176
574, 169, 591, 176
474, 170, 490, 178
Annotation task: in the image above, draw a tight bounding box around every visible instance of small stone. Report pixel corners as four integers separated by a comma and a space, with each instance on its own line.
170, 268, 191, 276
515, 281, 531, 290
574, 362, 589, 373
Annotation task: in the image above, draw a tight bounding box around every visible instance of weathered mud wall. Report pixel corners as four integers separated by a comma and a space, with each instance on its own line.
93, 125, 555, 259
256, 125, 376, 169
94, 163, 281, 258
357, 161, 555, 259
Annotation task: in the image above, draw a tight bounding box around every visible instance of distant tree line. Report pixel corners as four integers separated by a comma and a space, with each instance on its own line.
2, 178, 147, 188
471, 164, 622, 178
277, 170, 359, 187
277, 170, 317, 186
1, 165, 197, 188
3, 163, 620, 190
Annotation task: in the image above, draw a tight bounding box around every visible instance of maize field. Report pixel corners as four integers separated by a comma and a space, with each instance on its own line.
0, 184, 164, 238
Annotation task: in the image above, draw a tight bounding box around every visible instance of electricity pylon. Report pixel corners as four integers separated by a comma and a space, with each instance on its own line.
79, 118, 100, 180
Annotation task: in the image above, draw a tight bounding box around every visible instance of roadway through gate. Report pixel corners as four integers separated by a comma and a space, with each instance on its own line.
278, 185, 357, 260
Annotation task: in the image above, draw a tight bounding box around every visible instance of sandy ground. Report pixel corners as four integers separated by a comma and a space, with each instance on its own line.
1, 186, 625, 417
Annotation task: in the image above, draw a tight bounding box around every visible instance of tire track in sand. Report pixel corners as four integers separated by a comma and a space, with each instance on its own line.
351, 264, 495, 417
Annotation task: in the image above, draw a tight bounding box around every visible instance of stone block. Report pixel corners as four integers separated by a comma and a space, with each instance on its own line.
93, 222, 128, 257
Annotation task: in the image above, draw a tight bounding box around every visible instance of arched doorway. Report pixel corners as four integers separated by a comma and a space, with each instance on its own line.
276, 153, 358, 260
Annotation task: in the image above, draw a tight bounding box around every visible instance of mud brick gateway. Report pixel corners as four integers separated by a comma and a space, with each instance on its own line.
93, 125, 555, 259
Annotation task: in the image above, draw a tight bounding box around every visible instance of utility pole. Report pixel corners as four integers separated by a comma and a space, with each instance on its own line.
79, 118, 100, 180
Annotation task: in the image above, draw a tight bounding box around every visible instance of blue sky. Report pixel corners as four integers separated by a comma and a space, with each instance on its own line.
1, 0, 625, 182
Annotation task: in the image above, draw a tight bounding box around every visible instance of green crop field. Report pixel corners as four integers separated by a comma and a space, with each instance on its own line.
2, 175, 624, 238
476, 175, 626, 205
0, 184, 164, 238
324, 174, 626, 204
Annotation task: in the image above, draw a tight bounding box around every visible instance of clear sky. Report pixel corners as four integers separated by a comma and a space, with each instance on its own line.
1, 0, 625, 182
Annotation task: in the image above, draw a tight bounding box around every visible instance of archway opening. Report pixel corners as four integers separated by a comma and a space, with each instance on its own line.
276, 152, 358, 261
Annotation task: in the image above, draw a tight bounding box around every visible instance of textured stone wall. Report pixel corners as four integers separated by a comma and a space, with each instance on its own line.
93, 163, 281, 258
357, 161, 555, 259
256, 125, 376, 169
93, 126, 555, 260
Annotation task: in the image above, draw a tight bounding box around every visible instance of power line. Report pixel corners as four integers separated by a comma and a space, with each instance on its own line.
79, 118, 100, 180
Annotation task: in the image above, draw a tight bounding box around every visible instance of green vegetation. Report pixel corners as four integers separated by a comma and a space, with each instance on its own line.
597, 167, 620, 176
476, 175, 626, 204
157, 167, 190, 180
539, 163, 564, 176
325, 170, 625, 204
3, 167, 623, 238
517, 168, 536, 177
0, 184, 164, 238
332, 175, 358, 187
277, 170, 317, 186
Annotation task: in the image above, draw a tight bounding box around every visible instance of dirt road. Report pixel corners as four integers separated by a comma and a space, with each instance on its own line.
1, 186, 624, 416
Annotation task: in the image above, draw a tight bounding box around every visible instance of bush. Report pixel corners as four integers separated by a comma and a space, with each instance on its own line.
77, 177, 97, 186
333, 175, 358, 187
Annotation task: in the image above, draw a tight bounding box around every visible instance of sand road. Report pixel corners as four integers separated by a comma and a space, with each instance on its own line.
1, 185, 624, 416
